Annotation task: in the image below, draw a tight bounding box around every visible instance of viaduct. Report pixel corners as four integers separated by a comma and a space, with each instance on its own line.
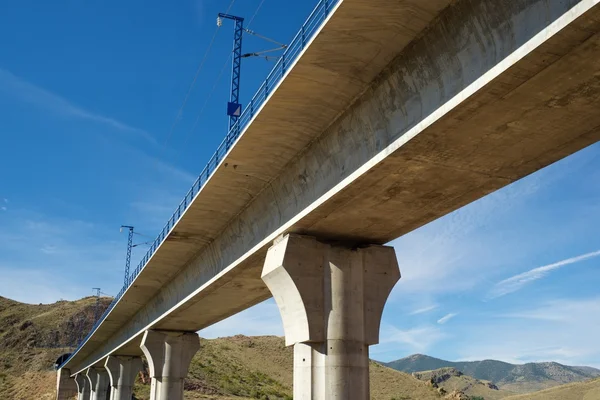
56, 0, 600, 398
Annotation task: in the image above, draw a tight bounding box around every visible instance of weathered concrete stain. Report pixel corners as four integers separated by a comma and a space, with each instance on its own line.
68, 0, 600, 373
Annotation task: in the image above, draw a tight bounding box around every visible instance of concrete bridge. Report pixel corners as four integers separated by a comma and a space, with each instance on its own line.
56, 0, 600, 398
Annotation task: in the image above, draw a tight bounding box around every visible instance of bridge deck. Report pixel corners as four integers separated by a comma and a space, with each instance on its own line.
65, 0, 600, 373
64, 0, 455, 370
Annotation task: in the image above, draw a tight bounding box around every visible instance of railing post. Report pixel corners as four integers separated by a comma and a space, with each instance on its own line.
60, 1, 342, 372
265, 78, 269, 97
302, 25, 306, 47
282, 53, 286, 74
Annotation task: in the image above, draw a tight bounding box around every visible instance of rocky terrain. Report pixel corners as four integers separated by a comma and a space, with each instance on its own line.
412, 367, 511, 400
504, 377, 600, 400
2, 295, 599, 400
385, 353, 600, 393
0, 296, 443, 400
0, 295, 111, 399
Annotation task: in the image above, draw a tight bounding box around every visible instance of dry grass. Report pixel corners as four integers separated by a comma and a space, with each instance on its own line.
0, 296, 441, 400
186, 335, 441, 400
411, 368, 514, 400
503, 377, 600, 400
1, 371, 57, 400
370, 361, 442, 400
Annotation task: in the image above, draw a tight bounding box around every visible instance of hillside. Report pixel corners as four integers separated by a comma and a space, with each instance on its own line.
6, 295, 598, 400
504, 377, 600, 400
412, 367, 514, 400
0, 295, 111, 399
164, 335, 443, 400
0, 295, 444, 400
385, 354, 600, 393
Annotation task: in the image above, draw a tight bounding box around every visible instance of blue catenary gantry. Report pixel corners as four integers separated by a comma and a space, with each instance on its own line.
120, 225, 134, 286
218, 13, 245, 138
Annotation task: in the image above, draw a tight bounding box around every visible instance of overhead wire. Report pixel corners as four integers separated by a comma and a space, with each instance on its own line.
132, 231, 154, 239
247, 0, 267, 27
161, 0, 237, 152
135, 0, 237, 281
243, 28, 286, 47
177, 0, 269, 158
132, 240, 153, 248
179, 54, 232, 153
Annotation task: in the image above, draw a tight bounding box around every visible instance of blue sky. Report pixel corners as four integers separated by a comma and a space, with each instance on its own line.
1, 0, 599, 368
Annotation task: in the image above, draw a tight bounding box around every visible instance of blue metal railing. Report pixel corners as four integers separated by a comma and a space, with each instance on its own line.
60, 0, 338, 369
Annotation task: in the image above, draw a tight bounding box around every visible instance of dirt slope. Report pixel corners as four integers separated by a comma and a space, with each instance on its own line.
412, 367, 514, 400
504, 377, 600, 400
1, 296, 442, 400
0, 295, 111, 399
386, 353, 600, 394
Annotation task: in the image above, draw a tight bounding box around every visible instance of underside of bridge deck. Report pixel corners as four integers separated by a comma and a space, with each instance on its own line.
64, 0, 600, 375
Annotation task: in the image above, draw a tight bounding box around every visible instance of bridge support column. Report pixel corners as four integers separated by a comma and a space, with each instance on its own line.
140, 330, 200, 400
86, 367, 110, 400
56, 368, 77, 400
262, 234, 400, 400
105, 355, 143, 400
74, 373, 90, 400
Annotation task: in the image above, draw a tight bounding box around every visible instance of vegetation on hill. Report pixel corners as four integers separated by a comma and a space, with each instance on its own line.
503, 377, 600, 400
1, 296, 443, 400
0, 295, 110, 399
385, 354, 600, 393
132, 335, 443, 400
3, 295, 598, 400
412, 367, 513, 400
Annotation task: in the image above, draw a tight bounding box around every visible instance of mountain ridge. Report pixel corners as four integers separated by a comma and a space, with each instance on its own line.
384, 353, 600, 393
0, 295, 443, 400
411, 366, 512, 400
3, 295, 599, 399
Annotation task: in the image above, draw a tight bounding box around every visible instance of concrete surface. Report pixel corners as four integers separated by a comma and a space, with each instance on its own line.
74, 373, 90, 400
262, 234, 400, 399
104, 356, 142, 400
64, 0, 600, 375
86, 367, 110, 400
140, 330, 200, 400
56, 368, 77, 400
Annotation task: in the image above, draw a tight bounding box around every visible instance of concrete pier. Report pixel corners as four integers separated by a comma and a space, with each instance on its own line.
74, 373, 90, 400
140, 330, 200, 400
105, 355, 143, 400
86, 367, 110, 400
59, 2, 600, 394
56, 368, 77, 400
262, 234, 400, 399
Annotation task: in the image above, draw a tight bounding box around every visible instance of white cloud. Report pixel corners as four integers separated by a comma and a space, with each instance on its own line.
387, 141, 600, 304
456, 297, 600, 367
152, 157, 196, 184
410, 305, 438, 315
0, 68, 156, 145
1, 206, 6, 211
40, 244, 58, 255
0, 211, 124, 303
437, 313, 457, 325
120, 143, 197, 228
488, 250, 600, 299
388, 175, 545, 300
374, 323, 447, 360
3, 198, 7, 203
